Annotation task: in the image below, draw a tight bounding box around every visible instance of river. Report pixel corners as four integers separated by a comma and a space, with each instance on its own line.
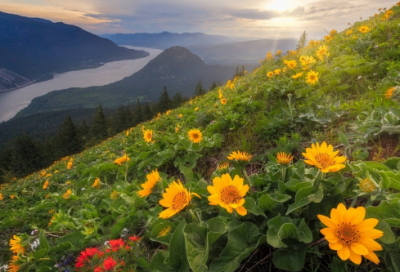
0, 46, 163, 122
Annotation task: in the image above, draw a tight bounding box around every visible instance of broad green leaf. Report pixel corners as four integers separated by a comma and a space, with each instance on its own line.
243, 198, 267, 218
297, 219, 313, 244
149, 251, 176, 272
337, 131, 349, 147
272, 244, 307, 272
167, 219, 190, 272
384, 243, 400, 272
184, 223, 208, 272
34, 249, 47, 259
39, 230, 50, 251
110, 217, 127, 239
209, 222, 261, 272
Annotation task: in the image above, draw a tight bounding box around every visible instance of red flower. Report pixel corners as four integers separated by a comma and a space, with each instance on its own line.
76, 247, 104, 268
107, 239, 130, 252
129, 235, 141, 242
94, 257, 117, 272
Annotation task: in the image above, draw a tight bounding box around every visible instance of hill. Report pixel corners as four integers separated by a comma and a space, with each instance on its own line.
187, 38, 297, 65
104, 31, 235, 49
1, 4, 400, 272
0, 11, 149, 90
14, 46, 238, 117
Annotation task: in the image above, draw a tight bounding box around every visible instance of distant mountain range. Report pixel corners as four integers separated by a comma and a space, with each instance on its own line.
0, 11, 148, 91
105, 32, 296, 66
102, 32, 236, 49
187, 39, 297, 65
15, 46, 239, 117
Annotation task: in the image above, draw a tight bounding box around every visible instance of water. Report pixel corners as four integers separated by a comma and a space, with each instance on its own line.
0, 46, 163, 122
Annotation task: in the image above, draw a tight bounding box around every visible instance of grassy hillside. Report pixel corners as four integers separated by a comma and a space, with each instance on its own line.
1, 4, 400, 272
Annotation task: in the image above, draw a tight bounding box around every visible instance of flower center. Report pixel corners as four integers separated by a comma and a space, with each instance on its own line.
221, 186, 241, 204
335, 223, 360, 246
172, 192, 187, 211
192, 133, 199, 139
315, 153, 334, 168
146, 132, 152, 139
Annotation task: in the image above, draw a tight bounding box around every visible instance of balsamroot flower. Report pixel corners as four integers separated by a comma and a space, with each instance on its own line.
8, 255, 20, 272
385, 87, 395, 99
227, 151, 252, 161
318, 203, 383, 265
143, 129, 153, 143
159, 180, 200, 219
305, 70, 319, 85
114, 153, 130, 165
43, 180, 49, 189
207, 173, 249, 216
137, 169, 161, 197
358, 26, 371, 33
10, 235, 24, 254
220, 98, 227, 105
302, 142, 346, 173
158, 226, 171, 237
92, 178, 100, 188
188, 129, 203, 143
292, 72, 303, 79
276, 152, 294, 165
217, 162, 229, 170
62, 189, 72, 199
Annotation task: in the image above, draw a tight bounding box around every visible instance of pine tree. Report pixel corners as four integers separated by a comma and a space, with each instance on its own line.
209, 81, 217, 91
134, 99, 144, 124
56, 115, 83, 156
125, 106, 132, 126
194, 80, 206, 96
11, 134, 44, 175
92, 105, 107, 139
144, 103, 153, 120
158, 87, 172, 113
172, 92, 184, 108
296, 31, 307, 51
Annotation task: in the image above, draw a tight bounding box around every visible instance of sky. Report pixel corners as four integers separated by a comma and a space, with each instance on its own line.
0, 0, 396, 40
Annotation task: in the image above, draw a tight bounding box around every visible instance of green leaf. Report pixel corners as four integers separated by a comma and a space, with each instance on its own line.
209, 222, 262, 272
149, 251, 176, 272
39, 230, 50, 251
184, 223, 208, 272
337, 131, 349, 147
297, 219, 313, 244
384, 243, 400, 272
110, 217, 127, 239
168, 219, 190, 272
258, 193, 291, 212
34, 249, 47, 259
267, 215, 293, 248
272, 244, 307, 272
243, 198, 267, 218
205, 217, 227, 261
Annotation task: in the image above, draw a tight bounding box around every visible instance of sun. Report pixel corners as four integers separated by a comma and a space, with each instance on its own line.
264, 0, 293, 12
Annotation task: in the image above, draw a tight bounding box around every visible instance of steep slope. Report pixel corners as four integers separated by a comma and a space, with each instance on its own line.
105, 31, 234, 49
1, 4, 400, 272
15, 46, 236, 117
0, 11, 149, 87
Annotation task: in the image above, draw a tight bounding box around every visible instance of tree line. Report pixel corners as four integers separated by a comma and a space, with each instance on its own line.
0, 81, 220, 184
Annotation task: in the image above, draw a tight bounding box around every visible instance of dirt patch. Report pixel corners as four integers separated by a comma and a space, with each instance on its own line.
367, 134, 400, 161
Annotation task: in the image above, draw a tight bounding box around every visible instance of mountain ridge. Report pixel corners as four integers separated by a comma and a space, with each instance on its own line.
0, 11, 149, 90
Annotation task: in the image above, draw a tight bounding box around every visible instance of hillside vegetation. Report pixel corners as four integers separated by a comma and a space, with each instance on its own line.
1, 3, 400, 272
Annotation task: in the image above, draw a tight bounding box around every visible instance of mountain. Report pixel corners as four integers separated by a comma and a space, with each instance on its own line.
0, 68, 31, 92
187, 38, 297, 65
0, 11, 149, 89
104, 31, 235, 49
14, 46, 239, 117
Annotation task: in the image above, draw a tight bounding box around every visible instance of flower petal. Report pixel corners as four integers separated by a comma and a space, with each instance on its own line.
359, 237, 383, 252
337, 246, 350, 261
351, 243, 369, 255
357, 218, 378, 232
329, 242, 343, 250
318, 215, 337, 229
363, 251, 380, 265
349, 249, 362, 265
352, 207, 366, 225
360, 229, 383, 240
236, 206, 247, 216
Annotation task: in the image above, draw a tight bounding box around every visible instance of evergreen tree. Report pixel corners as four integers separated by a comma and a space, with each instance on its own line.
134, 99, 144, 124
92, 105, 107, 139
296, 31, 307, 51
172, 92, 184, 108
209, 81, 218, 91
157, 87, 172, 113
194, 80, 206, 96
125, 107, 133, 127
144, 103, 153, 120
56, 115, 83, 156
113, 106, 127, 133
11, 134, 44, 175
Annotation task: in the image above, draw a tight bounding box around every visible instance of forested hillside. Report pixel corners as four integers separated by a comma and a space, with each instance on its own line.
1, 4, 400, 272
